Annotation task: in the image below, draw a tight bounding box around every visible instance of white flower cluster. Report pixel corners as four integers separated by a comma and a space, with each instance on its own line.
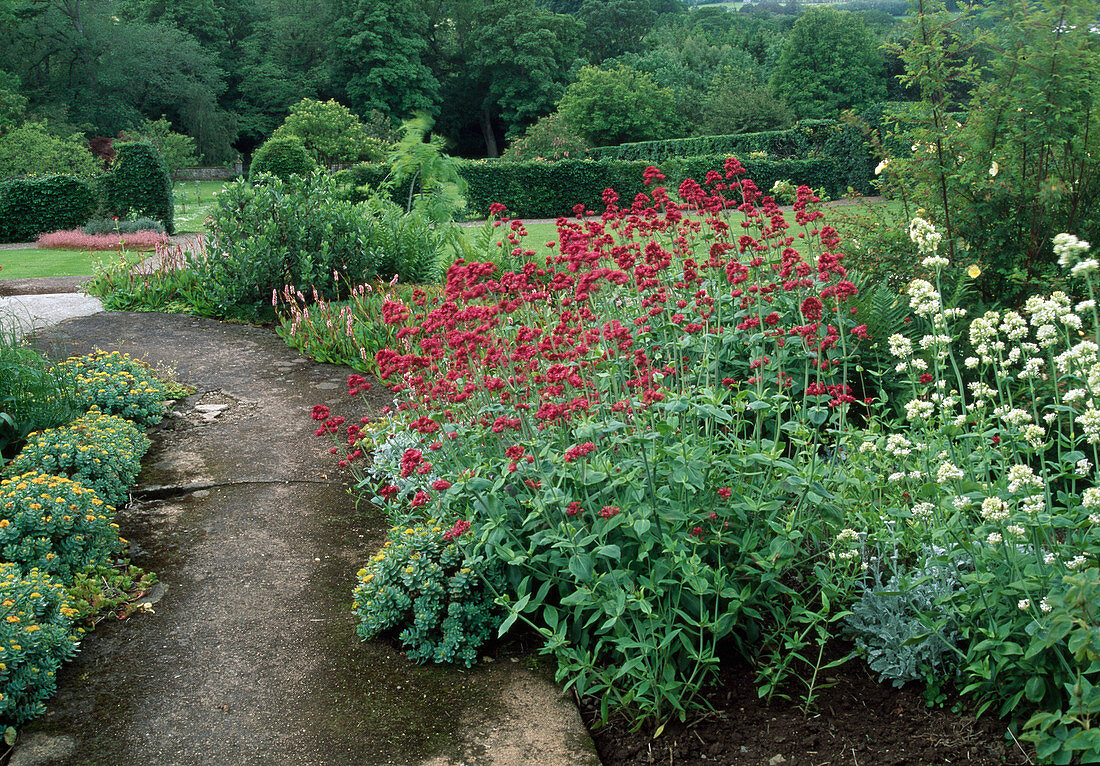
1053, 232, 1094, 275
904, 398, 935, 422
887, 333, 913, 359
936, 461, 964, 484
1082, 487, 1100, 508
907, 279, 942, 317
981, 497, 1009, 521
885, 434, 913, 456
1007, 464, 1043, 494
909, 217, 944, 256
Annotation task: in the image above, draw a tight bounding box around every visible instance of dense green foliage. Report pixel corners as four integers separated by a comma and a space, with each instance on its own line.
52, 350, 172, 427
769, 7, 886, 119
501, 113, 590, 162
270, 98, 386, 168
0, 123, 99, 181
122, 118, 199, 173
0, 0, 904, 162
352, 521, 502, 668
0, 333, 83, 464
890, 0, 1100, 305
201, 174, 376, 316
0, 564, 79, 725
104, 143, 174, 234
249, 136, 316, 180
0, 175, 98, 244
558, 65, 683, 147
0, 472, 122, 582
4, 412, 150, 509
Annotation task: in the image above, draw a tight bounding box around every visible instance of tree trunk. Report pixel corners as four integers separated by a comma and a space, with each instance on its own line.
480, 105, 498, 158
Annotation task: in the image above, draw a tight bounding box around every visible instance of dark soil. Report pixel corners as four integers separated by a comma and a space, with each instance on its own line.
584, 647, 1034, 766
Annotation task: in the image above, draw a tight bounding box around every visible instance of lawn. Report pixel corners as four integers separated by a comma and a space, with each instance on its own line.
173, 179, 229, 234
0, 248, 141, 280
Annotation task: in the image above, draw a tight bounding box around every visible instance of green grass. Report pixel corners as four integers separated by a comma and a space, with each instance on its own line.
173, 179, 229, 234
0, 249, 141, 280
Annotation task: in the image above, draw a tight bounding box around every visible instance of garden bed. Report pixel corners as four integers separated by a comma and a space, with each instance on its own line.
585, 644, 1031, 765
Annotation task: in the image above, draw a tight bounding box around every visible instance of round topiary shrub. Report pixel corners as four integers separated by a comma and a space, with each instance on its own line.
103, 142, 174, 235
0, 563, 80, 725
50, 350, 172, 427
352, 520, 502, 668
249, 136, 316, 181
3, 409, 150, 509
0, 471, 122, 582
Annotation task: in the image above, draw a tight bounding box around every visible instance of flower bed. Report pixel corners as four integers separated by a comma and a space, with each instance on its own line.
313, 161, 1097, 760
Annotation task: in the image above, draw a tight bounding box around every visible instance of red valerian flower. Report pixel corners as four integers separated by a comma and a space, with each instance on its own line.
443, 519, 471, 541
563, 441, 597, 462
800, 296, 824, 321
717, 487, 732, 500
600, 505, 621, 519
409, 490, 430, 508
505, 445, 526, 460
566, 501, 583, 516
431, 479, 452, 491
311, 404, 330, 421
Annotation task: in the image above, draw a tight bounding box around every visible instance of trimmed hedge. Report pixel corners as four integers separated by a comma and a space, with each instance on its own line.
0, 175, 97, 244
339, 155, 848, 220
590, 120, 874, 196
104, 142, 174, 235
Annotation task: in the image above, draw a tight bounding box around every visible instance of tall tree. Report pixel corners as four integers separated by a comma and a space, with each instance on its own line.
769, 6, 886, 119
466, 0, 583, 156
330, 0, 439, 119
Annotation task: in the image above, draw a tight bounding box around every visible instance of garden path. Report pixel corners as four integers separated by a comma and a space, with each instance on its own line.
13, 307, 598, 766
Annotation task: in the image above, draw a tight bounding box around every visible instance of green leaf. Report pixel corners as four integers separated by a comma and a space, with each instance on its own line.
3, 727, 15, 747
1024, 675, 1046, 703
568, 554, 594, 583
596, 544, 621, 560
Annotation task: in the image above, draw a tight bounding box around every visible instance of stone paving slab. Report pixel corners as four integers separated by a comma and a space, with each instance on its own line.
0, 292, 103, 341
16, 312, 600, 766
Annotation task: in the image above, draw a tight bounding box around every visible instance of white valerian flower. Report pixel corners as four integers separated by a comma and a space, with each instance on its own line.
908, 470, 925, 480
1006, 524, 1026, 538
1000, 311, 1029, 340
1022, 495, 1045, 515
1054, 232, 1092, 269
1082, 487, 1100, 508
1075, 457, 1092, 476
1076, 405, 1100, 444
885, 434, 913, 456
1071, 258, 1099, 277
1044, 551, 1058, 565
987, 531, 1003, 545
922, 254, 950, 269
936, 462, 964, 484
836, 528, 860, 544
858, 441, 879, 454
888, 471, 907, 482
952, 495, 972, 511
1018, 357, 1046, 379
964, 356, 980, 369
1007, 464, 1043, 494
1064, 388, 1088, 403
1076, 300, 1095, 313
907, 279, 942, 316
912, 502, 935, 518
909, 217, 944, 255
981, 497, 1009, 521
1018, 598, 1031, 611
887, 333, 913, 359
905, 399, 935, 421
1066, 554, 1088, 570
1039, 597, 1052, 613
1022, 424, 1046, 449
1089, 512, 1100, 524
1042, 412, 1058, 425
996, 406, 1033, 427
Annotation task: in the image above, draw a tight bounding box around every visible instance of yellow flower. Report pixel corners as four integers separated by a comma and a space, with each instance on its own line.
967, 264, 982, 279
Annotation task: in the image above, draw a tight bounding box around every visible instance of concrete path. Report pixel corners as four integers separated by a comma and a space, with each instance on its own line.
13, 310, 599, 766
0, 291, 103, 341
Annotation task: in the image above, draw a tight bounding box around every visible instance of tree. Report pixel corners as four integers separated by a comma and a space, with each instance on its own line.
123, 117, 199, 173
557, 65, 683, 146
0, 122, 99, 179
893, 0, 1100, 303
577, 0, 657, 63
330, 0, 439, 119
502, 112, 589, 162
270, 98, 384, 169
769, 7, 885, 119
703, 67, 794, 135
467, 0, 584, 156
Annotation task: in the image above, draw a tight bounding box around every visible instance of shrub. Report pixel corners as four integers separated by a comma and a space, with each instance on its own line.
0, 471, 122, 581
0, 175, 97, 244
51, 350, 172, 427
36, 229, 168, 252
844, 547, 966, 688
103, 142, 174, 235
0, 122, 99, 181
501, 113, 590, 162
0, 330, 83, 464
270, 98, 387, 168
3, 410, 150, 508
200, 174, 377, 317
249, 136, 315, 181
0, 564, 80, 725
82, 217, 165, 236
352, 521, 502, 667
65, 563, 157, 627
